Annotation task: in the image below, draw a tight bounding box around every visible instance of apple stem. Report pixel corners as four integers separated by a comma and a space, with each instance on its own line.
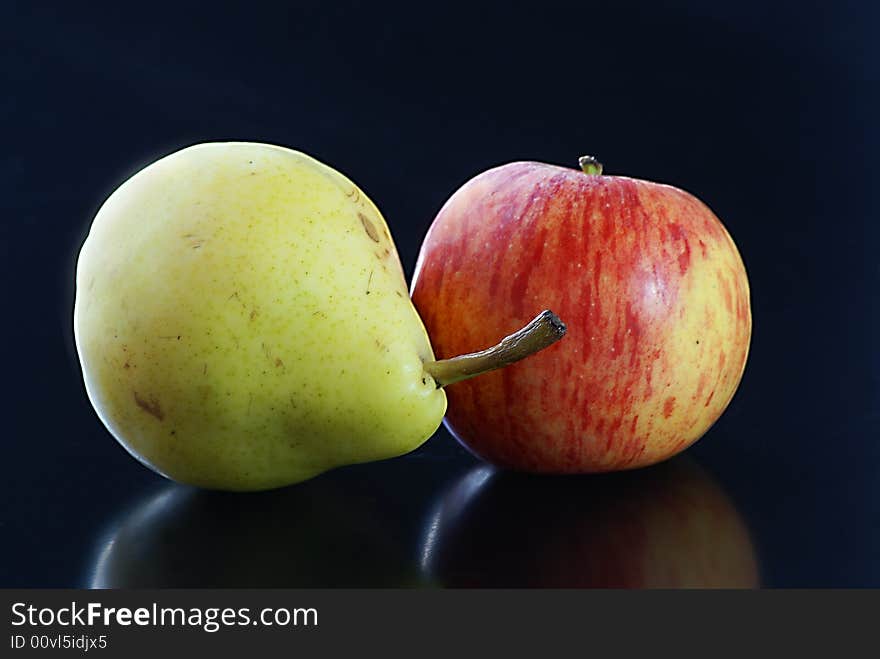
578, 155, 603, 175
423, 310, 567, 388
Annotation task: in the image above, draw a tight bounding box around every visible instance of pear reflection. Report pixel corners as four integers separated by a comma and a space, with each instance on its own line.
421, 457, 760, 588
89, 474, 419, 588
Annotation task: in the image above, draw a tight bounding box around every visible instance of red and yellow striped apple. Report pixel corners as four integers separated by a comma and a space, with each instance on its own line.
411, 157, 751, 472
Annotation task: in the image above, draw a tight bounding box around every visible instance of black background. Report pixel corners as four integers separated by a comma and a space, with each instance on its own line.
2, 0, 877, 587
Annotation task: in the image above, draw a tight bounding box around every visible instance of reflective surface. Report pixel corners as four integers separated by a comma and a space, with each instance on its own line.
420, 458, 759, 588
89, 477, 419, 588
4, 419, 880, 588
2, 0, 878, 587
87, 454, 762, 589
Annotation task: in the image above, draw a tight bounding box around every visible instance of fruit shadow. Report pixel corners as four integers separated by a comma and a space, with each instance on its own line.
86, 467, 424, 588
419, 455, 760, 588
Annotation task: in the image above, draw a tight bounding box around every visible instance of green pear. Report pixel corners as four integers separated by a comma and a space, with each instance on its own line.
74, 142, 565, 491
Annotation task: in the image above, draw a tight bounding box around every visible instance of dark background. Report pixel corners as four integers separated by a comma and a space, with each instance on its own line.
2, 0, 877, 587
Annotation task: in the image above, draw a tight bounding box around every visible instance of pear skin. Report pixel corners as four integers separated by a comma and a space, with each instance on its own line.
75, 142, 446, 491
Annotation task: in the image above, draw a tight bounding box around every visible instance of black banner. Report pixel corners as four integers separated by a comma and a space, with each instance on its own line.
2, 589, 877, 656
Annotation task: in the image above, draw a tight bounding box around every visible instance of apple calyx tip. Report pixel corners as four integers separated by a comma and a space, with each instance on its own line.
578, 155, 603, 176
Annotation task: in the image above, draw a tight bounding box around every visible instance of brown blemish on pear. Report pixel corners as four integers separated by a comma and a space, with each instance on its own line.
133, 391, 164, 421
359, 212, 380, 242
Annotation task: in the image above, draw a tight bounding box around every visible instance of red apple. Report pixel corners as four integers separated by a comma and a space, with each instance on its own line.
411, 158, 751, 472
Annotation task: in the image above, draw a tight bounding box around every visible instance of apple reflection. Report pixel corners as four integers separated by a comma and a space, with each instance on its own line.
88, 472, 420, 588
421, 457, 759, 588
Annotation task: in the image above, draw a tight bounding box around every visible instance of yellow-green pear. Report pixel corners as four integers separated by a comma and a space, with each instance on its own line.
74, 142, 565, 491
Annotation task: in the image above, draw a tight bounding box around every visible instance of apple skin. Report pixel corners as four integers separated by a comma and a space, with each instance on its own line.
420, 458, 759, 588
411, 161, 751, 472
